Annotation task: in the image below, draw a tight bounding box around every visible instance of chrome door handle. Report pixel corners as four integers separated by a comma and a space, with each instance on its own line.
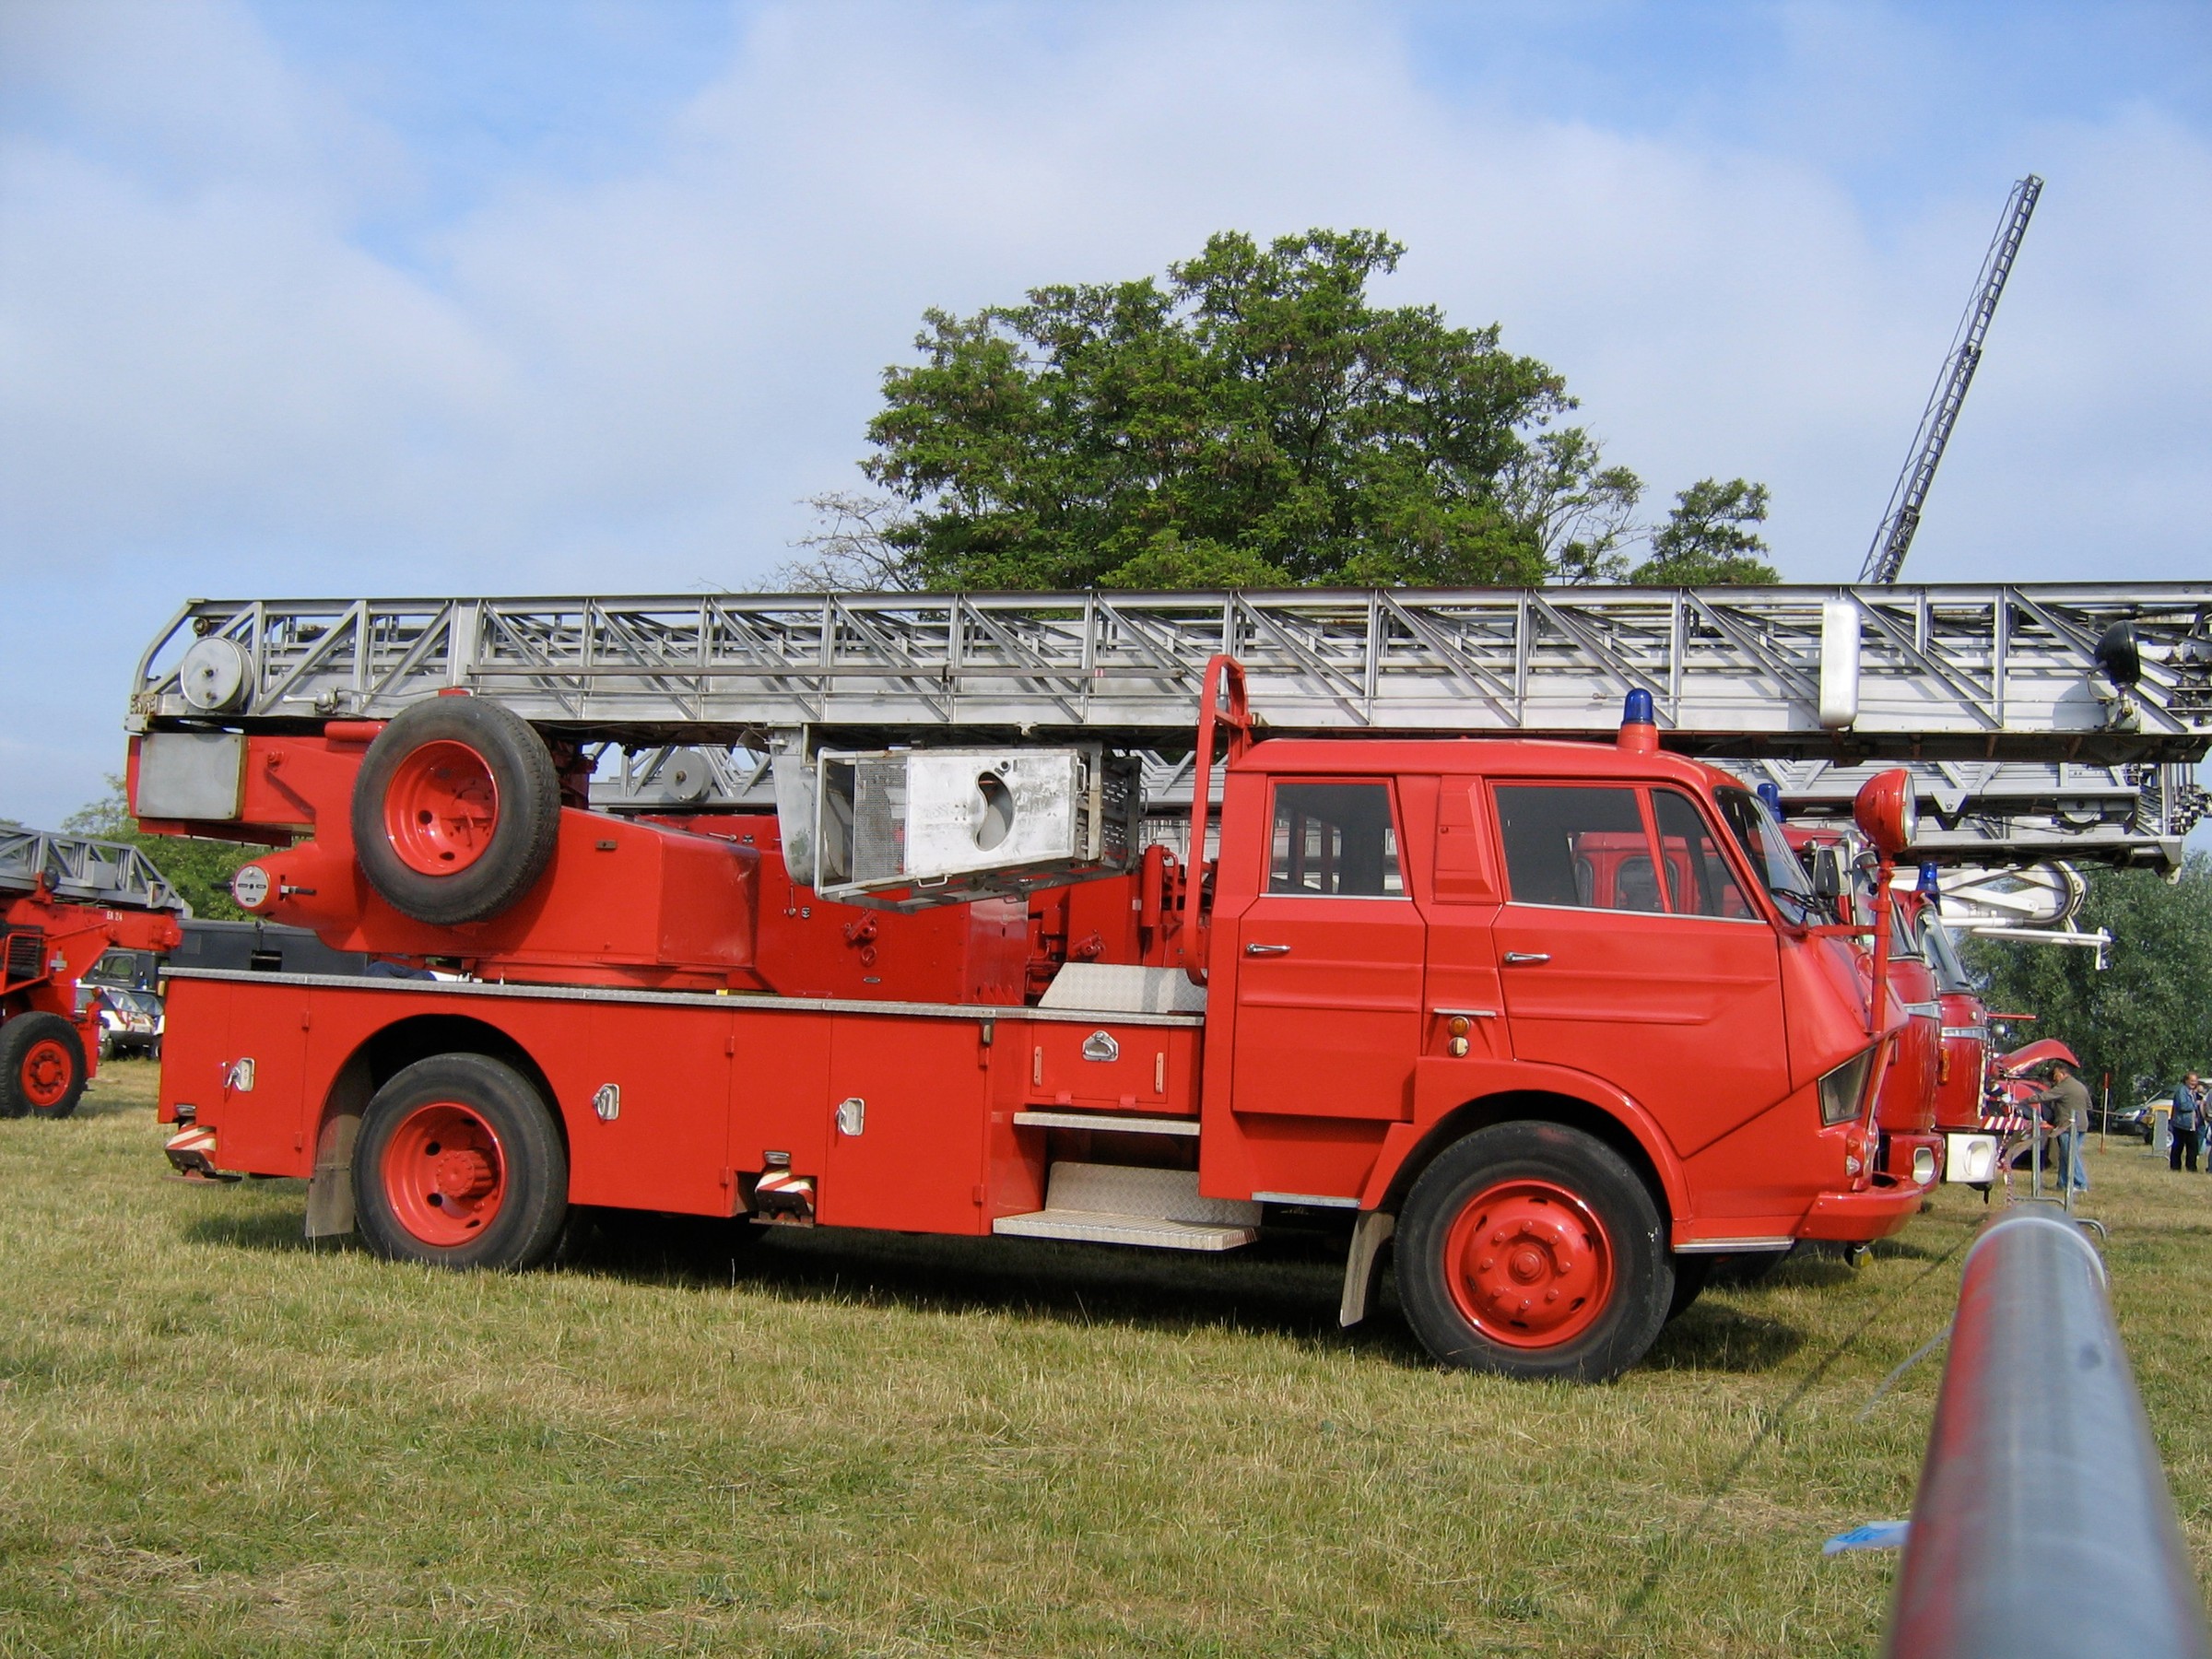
1244, 943, 1291, 957
1502, 951, 1550, 966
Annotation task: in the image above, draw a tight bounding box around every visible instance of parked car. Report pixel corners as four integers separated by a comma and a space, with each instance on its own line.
2088, 1098, 2155, 1143
91, 984, 163, 1061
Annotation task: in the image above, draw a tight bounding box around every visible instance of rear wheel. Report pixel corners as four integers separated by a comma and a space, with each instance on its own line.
1396, 1121, 1670, 1382
351, 698, 561, 926
0, 1013, 88, 1120
352, 1053, 568, 1269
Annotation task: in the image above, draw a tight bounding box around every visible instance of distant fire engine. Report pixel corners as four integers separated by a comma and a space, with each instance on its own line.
0, 829, 183, 1118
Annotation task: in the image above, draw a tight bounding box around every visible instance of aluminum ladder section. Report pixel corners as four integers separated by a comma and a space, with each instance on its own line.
0, 829, 185, 913
588, 747, 2202, 870
130, 584, 2212, 866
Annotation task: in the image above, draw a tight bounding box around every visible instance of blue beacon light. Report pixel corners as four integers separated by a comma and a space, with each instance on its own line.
1617, 688, 1658, 753
1917, 860, 1942, 910
1756, 782, 1784, 820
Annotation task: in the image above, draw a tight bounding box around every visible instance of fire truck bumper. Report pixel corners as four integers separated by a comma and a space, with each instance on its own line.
1940, 1132, 2002, 1184
164, 1125, 241, 1184
1795, 1182, 1922, 1243
1880, 1131, 1946, 1189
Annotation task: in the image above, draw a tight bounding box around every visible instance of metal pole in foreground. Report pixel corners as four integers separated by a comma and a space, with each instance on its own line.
1884, 1206, 2209, 1659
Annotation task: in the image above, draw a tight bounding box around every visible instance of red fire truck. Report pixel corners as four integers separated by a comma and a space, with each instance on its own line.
0, 829, 185, 1118
137, 658, 1923, 1382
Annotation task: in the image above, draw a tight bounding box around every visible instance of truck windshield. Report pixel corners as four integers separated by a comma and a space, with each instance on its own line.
85, 948, 155, 990
1714, 789, 1823, 924
1919, 913, 1981, 994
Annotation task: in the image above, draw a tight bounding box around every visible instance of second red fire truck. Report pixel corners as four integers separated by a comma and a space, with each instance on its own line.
0, 829, 184, 1119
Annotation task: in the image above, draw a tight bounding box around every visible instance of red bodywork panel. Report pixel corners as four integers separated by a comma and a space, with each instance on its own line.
1, 889, 182, 1081
159, 971, 1202, 1230
144, 719, 1909, 1252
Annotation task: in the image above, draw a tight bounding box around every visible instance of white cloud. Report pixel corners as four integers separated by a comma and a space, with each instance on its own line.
2, 0, 2206, 825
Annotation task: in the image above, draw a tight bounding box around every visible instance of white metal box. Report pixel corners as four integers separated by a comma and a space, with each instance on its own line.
809, 746, 1139, 908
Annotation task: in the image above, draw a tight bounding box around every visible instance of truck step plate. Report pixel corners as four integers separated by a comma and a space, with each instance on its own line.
993, 1211, 1256, 1251
993, 1161, 1260, 1252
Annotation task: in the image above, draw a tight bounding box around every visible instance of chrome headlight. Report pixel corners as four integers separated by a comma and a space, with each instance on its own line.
1819, 1050, 1876, 1125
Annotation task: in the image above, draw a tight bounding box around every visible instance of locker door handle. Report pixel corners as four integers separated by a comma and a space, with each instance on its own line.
1244, 943, 1291, 957
1502, 952, 1551, 966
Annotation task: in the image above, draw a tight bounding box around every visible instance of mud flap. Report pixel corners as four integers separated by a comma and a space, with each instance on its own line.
1338, 1210, 1395, 1328
304, 1112, 359, 1238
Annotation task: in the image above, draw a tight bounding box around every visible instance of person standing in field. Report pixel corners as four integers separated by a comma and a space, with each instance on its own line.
2031, 1060, 2092, 1194
2171, 1073, 2204, 1173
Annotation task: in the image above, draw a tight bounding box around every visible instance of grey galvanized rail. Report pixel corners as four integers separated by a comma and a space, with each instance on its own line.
1884, 1206, 2210, 1659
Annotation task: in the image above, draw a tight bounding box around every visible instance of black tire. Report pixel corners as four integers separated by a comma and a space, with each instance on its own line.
351, 1053, 569, 1270
1396, 1121, 1671, 1383
1706, 1247, 1791, 1288
351, 698, 560, 926
1665, 1253, 1711, 1321
0, 1012, 88, 1120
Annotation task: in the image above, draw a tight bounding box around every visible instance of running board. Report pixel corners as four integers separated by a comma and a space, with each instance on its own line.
994, 1161, 1259, 1252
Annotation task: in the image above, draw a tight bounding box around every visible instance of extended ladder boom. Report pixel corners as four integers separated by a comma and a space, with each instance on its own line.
128, 582, 2212, 869
1861, 175, 2043, 584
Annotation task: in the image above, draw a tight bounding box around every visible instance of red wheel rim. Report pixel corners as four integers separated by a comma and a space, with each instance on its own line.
1441, 1178, 1615, 1349
382, 741, 500, 876
381, 1101, 508, 1247
20, 1038, 74, 1109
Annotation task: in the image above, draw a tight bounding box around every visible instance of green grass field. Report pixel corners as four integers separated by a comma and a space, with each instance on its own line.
4, 1063, 2208, 1657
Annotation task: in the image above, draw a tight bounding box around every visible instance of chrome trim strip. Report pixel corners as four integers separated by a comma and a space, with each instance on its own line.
1253, 1191, 1361, 1209
159, 968, 1207, 1027
1012, 1111, 1199, 1137
1674, 1236, 1796, 1254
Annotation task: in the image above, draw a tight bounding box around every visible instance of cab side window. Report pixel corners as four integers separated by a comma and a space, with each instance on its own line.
1495, 785, 1654, 911
1652, 790, 1756, 919
1269, 782, 1404, 897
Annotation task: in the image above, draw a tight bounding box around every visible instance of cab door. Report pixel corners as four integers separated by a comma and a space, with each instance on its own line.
1229, 780, 1425, 1121
1489, 782, 1787, 1156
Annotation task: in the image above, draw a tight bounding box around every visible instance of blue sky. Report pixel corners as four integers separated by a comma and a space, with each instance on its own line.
3, 1, 2209, 828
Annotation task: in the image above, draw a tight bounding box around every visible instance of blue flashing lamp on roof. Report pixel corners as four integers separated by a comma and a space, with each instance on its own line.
1617, 688, 1658, 754
1918, 861, 1942, 909
1756, 782, 1785, 820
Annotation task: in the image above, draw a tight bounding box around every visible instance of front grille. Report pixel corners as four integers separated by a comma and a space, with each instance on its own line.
3, 930, 44, 982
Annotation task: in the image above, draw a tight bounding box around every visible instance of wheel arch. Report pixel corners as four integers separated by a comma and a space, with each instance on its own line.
306, 1012, 564, 1239
1371, 1088, 1680, 1231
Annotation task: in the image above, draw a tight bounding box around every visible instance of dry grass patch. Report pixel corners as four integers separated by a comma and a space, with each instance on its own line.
3, 1062, 2207, 1655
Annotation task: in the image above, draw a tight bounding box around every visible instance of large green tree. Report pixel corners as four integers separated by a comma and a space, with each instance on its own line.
1630, 478, 1780, 586
828, 229, 1770, 593
1968, 855, 2212, 1102
63, 778, 253, 920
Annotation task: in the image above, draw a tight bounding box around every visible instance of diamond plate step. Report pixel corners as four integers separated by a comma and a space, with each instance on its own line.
993, 1160, 1258, 1252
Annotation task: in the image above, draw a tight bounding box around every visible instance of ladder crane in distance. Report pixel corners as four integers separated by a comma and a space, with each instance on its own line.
1859, 174, 2043, 585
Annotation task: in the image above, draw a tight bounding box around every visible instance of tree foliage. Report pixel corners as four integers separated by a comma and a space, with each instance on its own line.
829, 228, 1770, 593
1968, 855, 2212, 1101
63, 779, 253, 921
1629, 478, 1780, 587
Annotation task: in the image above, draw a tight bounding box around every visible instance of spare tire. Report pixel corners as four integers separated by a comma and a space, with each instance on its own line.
352, 697, 560, 925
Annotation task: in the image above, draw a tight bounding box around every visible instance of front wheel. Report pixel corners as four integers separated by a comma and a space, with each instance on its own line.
352, 1053, 569, 1269
0, 1013, 88, 1120
1396, 1121, 1670, 1382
